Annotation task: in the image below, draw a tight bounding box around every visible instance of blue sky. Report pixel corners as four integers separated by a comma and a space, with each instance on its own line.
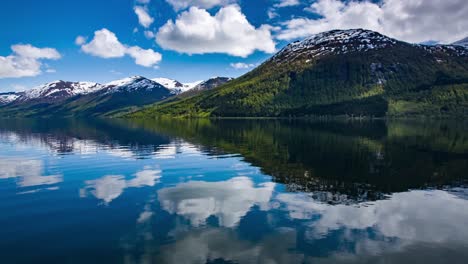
1, 0, 467, 91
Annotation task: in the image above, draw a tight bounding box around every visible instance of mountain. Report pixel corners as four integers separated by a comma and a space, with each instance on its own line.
152, 77, 202, 94
0, 92, 21, 105
0, 76, 172, 117
453, 37, 468, 48
178, 77, 233, 97
129, 29, 468, 118
15, 80, 104, 103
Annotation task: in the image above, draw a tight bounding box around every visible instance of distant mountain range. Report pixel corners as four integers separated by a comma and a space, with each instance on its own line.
0, 76, 231, 117
2, 29, 467, 118
130, 29, 468, 118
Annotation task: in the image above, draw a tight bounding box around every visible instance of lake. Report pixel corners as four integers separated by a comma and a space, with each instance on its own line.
0, 118, 467, 263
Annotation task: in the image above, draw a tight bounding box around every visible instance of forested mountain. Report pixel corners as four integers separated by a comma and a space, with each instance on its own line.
130, 29, 468, 118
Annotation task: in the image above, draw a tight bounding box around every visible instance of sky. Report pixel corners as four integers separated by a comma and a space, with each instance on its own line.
1, 0, 467, 92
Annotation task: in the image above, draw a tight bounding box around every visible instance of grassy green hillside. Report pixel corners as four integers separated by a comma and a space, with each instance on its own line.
129, 30, 468, 118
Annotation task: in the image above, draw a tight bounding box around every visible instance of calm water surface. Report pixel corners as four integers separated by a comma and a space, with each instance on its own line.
0, 118, 467, 263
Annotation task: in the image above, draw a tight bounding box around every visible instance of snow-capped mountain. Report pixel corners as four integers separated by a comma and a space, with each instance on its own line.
152, 77, 203, 94
105, 76, 168, 94
7, 76, 170, 104
453, 37, 468, 48
0, 74, 232, 116
15, 80, 104, 103
272, 29, 399, 63
271, 29, 468, 64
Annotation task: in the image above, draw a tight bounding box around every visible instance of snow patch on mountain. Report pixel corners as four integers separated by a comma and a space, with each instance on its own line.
272, 29, 399, 62
0, 93, 20, 104
19, 81, 104, 101
152, 77, 203, 94
105, 76, 168, 94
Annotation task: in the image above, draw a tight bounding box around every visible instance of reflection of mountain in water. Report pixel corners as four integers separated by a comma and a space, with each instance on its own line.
133, 119, 468, 203
0, 118, 467, 203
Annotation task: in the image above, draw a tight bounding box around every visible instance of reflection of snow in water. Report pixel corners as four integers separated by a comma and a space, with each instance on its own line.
0, 158, 62, 192
277, 189, 468, 244
158, 176, 275, 227
80, 166, 161, 203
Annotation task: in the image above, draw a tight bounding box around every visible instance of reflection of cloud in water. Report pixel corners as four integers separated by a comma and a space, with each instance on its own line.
277, 189, 468, 244
158, 177, 275, 227
142, 228, 303, 264
80, 166, 161, 203
0, 158, 62, 192
154, 144, 177, 159
154, 142, 202, 159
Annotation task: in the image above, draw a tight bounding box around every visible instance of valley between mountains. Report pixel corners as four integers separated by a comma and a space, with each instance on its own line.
1, 29, 467, 118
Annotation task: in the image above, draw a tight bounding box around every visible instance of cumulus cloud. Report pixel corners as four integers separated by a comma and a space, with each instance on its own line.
165, 0, 232, 10
78, 28, 162, 67
156, 5, 276, 57
277, 0, 468, 43
0, 44, 61, 79
230, 62, 256, 69
126, 46, 162, 67
136, 0, 150, 3
134, 6, 154, 28
81, 29, 127, 58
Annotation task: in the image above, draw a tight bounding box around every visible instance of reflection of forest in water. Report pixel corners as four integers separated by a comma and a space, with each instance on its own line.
1, 118, 467, 203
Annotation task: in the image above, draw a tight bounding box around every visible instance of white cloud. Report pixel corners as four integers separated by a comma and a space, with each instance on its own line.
79, 28, 162, 67
156, 5, 276, 57
11, 44, 61, 59
127, 46, 162, 67
134, 6, 154, 28
81, 28, 127, 58
274, 0, 300, 8
158, 176, 275, 227
75, 35, 87, 45
0, 44, 61, 79
230, 62, 256, 69
165, 0, 233, 10
277, 0, 468, 43
136, 0, 150, 3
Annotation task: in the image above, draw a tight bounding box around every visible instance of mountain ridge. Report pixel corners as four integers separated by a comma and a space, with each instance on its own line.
0, 76, 232, 117
129, 29, 468, 118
